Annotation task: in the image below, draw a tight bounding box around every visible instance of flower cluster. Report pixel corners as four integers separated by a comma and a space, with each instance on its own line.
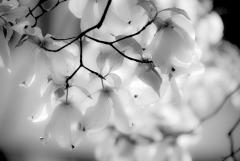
2, 0, 240, 161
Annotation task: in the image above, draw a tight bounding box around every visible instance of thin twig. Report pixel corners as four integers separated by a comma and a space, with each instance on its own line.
195, 84, 240, 130
51, 36, 77, 41
84, 35, 152, 64
222, 116, 240, 161
41, 0, 112, 52
63, 0, 113, 101
223, 146, 240, 161
111, 14, 157, 44
26, 0, 68, 27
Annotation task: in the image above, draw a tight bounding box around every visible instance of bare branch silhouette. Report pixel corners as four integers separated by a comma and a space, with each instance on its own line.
222, 116, 240, 161
26, 0, 68, 27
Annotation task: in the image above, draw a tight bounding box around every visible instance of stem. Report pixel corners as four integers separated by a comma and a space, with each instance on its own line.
84, 35, 153, 64
26, 0, 68, 27
41, 0, 112, 52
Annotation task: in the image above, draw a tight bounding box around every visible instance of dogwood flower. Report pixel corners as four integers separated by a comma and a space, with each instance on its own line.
79, 87, 130, 134
68, 0, 148, 40
79, 90, 112, 133
42, 101, 83, 148
147, 10, 201, 75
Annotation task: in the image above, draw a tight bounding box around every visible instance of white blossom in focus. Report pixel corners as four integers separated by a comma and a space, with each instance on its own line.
43, 102, 83, 148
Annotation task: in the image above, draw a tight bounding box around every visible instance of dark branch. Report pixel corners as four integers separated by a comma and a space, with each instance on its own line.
62, 0, 113, 101
26, 0, 68, 27
110, 44, 152, 63
223, 146, 240, 161
41, 0, 112, 52
111, 13, 157, 44
223, 116, 240, 161
50, 36, 77, 41
196, 84, 240, 129
84, 35, 153, 64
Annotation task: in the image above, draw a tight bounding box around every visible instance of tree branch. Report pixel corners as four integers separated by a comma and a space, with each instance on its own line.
26, 0, 68, 27
41, 0, 112, 52
194, 83, 240, 130
222, 116, 240, 161
62, 0, 113, 101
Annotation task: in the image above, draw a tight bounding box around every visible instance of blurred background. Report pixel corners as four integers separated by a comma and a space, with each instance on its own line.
0, 0, 240, 161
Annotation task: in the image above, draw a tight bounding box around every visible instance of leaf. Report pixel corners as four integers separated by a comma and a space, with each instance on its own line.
108, 73, 122, 89
138, 65, 162, 96
160, 7, 190, 20
74, 85, 93, 99
96, 50, 124, 72
115, 35, 143, 55
108, 51, 124, 71
96, 52, 107, 72
0, 29, 11, 71
137, 0, 157, 19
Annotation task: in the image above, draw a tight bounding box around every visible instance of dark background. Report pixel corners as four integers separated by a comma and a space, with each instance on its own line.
0, 1, 239, 161
213, 0, 240, 48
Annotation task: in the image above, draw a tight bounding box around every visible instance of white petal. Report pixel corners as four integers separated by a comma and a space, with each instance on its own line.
170, 78, 182, 105
11, 21, 30, 35
171, 14, 195, 39
138, 64, 162, 96
111, 0, 133, 23
129, 78, 159, 106
68, 0, 89, 19
82, 92, 111, 132
81, 0, 98, 33
97, 0, 131, 36
0, 30, 11, 71
44, 103, 83, 148
111, 92, 130, 133
45, 42, 79, 85
115, 35, 143, 55
151, 29, 173, 71
19, 73, 36, 88
29, 104, 49, 123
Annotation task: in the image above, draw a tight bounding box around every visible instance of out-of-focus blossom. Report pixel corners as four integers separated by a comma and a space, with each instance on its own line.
184, 67, 236, 117
196, 12, 224, 48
